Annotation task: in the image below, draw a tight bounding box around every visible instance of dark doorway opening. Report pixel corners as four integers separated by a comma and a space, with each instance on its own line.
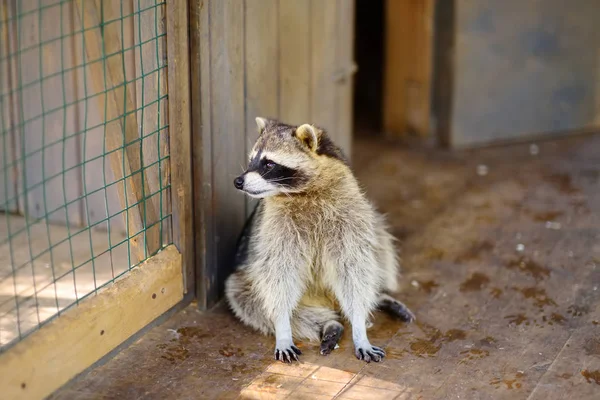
352, 0, 385, 139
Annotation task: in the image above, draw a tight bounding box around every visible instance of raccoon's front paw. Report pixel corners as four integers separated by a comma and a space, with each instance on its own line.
274, 343, 302, 363
354, 343, 385, 363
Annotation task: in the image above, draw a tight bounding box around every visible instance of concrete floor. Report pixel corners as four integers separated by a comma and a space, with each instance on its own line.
51, 133, 600, 399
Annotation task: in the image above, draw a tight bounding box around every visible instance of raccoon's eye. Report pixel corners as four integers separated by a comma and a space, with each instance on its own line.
265, 161, 275, 170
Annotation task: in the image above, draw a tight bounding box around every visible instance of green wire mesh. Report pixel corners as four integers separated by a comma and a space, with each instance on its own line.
0, 0, 171, 352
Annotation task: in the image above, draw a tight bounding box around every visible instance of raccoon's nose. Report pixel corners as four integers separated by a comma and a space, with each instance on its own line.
234, 176, 244, 189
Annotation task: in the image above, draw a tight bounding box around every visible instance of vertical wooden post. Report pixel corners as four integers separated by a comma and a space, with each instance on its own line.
432, 0, 455, 147
335, 0, 356, 158
188, 0, 213, 309
134, 0, 171, 245
166, 0, 195, 295
383, 0, 434, 139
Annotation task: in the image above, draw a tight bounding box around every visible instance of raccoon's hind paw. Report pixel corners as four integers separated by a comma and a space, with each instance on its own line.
378, 294, 416, 323
355, 344, 385, 363
274, 344, 302, 363
391, 303, 416, 323
320, 321, 344, 356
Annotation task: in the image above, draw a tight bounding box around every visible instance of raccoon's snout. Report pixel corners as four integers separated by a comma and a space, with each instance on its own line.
234, 175, 244, 189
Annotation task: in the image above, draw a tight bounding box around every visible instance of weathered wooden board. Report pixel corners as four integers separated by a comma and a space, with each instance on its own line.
383, 0, 434, 139
0, 244, 184, 400
244, 0, 278, 217
135, 0, 170, 247
279, 0, 311, 126
209, 0, 246, 301
335, 0, 356, 158
310, 0, 339, 145
165, 0, 194, 294
191, 0, 217, 308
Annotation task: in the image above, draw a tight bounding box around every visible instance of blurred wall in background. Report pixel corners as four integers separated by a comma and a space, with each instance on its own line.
446, 0, 600, 148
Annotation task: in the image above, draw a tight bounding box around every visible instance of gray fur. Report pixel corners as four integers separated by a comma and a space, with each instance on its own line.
226, 118, 414, 363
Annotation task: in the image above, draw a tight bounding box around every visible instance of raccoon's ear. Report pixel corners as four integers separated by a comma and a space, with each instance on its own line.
255, 117, 268, 133
294, 124, 318, 152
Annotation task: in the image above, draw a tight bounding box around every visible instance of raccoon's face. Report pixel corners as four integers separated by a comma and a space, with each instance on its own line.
233, 117, 321, 198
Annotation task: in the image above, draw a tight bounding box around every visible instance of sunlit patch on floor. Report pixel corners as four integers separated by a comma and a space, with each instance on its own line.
239, 362, 416, 400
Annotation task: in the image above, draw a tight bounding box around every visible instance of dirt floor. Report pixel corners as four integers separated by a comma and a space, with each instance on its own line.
51, 133, 600, 399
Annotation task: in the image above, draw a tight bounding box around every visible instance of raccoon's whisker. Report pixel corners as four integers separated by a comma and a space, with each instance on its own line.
267, 177, 292, 183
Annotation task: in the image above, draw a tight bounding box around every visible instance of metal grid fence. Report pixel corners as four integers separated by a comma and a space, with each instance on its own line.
0, 0, 171, 351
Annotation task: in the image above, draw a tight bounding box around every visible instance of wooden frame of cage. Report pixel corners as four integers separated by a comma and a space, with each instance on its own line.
0, 1, 194, 399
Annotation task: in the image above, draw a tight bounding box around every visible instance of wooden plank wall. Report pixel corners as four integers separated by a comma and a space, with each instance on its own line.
0, 0, 170, 243
192, 0, 356, 308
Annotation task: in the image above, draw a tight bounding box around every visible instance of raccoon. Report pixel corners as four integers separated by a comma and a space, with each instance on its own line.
225, 117, 415, 363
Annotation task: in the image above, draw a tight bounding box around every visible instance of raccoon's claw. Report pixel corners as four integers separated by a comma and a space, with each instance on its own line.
274, 345, 302, 363
355, 345, 385, 363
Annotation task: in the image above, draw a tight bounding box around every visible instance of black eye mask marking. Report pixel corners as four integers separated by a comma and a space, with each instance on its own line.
246, 152, 307, 189
261, 160, 302, 187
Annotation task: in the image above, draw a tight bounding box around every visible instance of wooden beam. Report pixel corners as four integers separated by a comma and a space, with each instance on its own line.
189, 0, 213, 308
432, 0, 455, 147
74, 0, 161, 262
134, 1, 172, 250
335, 0, 356, 158
166, 0, 195, 295
0, 245, 184, 400
383, 0, 434, 139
